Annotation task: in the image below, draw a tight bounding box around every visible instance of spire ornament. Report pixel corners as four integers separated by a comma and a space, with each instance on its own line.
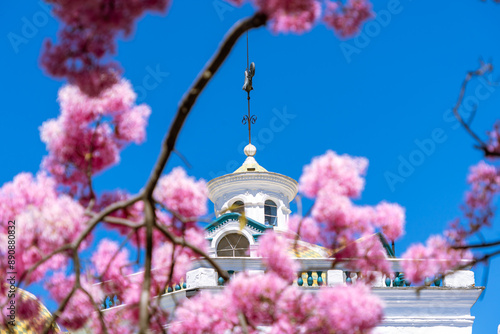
241, 31, 257, 145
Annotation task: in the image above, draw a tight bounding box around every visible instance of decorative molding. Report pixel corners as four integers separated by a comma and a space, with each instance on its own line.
208, 171, 298, 204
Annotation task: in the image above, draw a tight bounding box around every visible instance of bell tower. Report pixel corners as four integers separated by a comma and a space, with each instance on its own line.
205, 144, 298, 257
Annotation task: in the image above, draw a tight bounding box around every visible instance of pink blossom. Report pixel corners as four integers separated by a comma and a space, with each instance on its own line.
170, 292, 237, 334
374, 201, 405, 241
402, 235, 472, 284
272, 286, 316, 333
225, 0, 245, 5
401, 243, 435, 284
46, 273, 103, 330
94, 190, 144, 235
154, 167, 208, 219
324, 0, 373, 38
0, 173, 85, 282
487, 121, 500, 155
316, 283, 383, 333
40, 80, 151, 194
152, 242, 192, 288
299, 150, 368, 198
257, 232, 299, 282
41, 0, 169, 96
91, 239, 132, 296
255, 0, 322, 33
312, 189, 373, 237
288, 215, 320, 244
467, 160, 499, 185
346, 234, 392, 283
228, 272, 288, 325
183, 226, 209, 255
172, 271, 384, 333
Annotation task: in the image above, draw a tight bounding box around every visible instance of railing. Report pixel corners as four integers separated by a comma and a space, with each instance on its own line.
296, 271, 327, 287
100, 257, 474, 308
100, 279, 187, 310
187, 257, 474, 289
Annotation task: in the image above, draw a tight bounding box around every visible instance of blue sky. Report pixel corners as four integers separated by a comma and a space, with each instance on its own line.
2, 0, 500, 332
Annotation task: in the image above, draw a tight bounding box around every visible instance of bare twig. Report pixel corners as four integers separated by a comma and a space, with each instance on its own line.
452, 61, 498, 156
453, 238, 500, 249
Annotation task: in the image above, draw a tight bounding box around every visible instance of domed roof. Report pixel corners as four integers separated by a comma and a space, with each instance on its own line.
0, 289, 61, 334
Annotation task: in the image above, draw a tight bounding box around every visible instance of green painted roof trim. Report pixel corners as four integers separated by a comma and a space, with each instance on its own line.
205, 213, 273, 234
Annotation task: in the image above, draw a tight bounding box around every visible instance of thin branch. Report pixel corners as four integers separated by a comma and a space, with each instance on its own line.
85, 115, 102, 201
238, 312, 250, 334
173, 149, 192, 169
141, 12, 267, 198
453, 238, 500, 249
79, 286, 109, 334
42, 286, 77, 334
415, 248, 500, 293
18, 245, 72, 286
99, 228, 139, 283
452, 61, 497, 155
85, 212, 145, 229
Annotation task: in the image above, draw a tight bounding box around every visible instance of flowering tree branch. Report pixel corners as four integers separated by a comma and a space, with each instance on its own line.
452, 61, 497, 156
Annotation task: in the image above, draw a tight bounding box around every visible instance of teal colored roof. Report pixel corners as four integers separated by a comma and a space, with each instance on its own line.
205, 212, 273, 235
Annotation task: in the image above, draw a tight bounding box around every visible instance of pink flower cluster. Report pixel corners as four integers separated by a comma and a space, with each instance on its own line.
441, 161, 499, 249
46, 272, 104, 330
255, 0, 322, 33
487, 121, 500, 155
226, 0, 373, 35
324, 0, 373, 37
154, 167, 208, 220
41, 0, 169, 96
402, 235, 472, 284
40, 80, 151, 195
0, 173, 85, 284
41, 236, 196, 332
257, 232, 299, 282
300, 150, 368, 198
288, 215, 320, 244
299, 151, 405, 240
340, 234, 392, 283
464, 161, 499, 227
295, 151, 405, 281
171, 272, 383, 334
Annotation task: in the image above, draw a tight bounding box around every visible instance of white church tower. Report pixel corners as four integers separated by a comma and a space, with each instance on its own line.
205, 143, 298, 257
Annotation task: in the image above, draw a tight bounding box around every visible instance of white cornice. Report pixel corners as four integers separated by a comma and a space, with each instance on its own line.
207, 171, 298, 204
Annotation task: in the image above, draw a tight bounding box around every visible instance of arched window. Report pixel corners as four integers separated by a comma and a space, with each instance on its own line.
217, 233, 250, 257
264, 200, 277, 226
231, 200, 244, 214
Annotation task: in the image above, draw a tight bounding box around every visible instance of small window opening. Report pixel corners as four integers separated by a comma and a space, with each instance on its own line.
231, 201, 244, 214
264, 200, 277, 226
